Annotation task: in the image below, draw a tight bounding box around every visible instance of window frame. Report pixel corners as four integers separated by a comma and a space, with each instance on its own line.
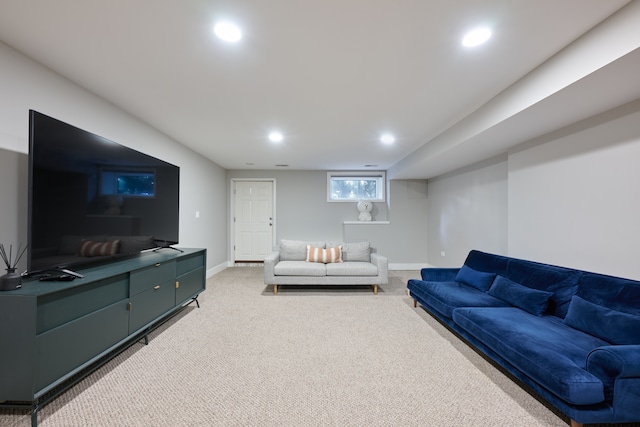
326, 171, 386, 203
99, 168, 157, 199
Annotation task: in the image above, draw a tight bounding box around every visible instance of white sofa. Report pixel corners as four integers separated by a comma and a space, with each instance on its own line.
263, 240, 388, 294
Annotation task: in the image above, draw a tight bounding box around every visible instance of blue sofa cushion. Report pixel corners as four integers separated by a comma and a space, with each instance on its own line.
577, 273, 640, 315
407, 279, 508, 319
488, 275, 553, 316
464, 250, 510, 277
505, 259, 581, 318
565, 296, 640, 345
452, 307, 608, 405
455, 265, 496, 291
420, 268, 459, 282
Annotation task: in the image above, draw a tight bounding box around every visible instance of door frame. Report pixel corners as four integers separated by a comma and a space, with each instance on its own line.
230, 178, 276, 264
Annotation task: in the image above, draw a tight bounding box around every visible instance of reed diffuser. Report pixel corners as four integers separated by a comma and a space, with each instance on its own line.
0, 243, 27, 291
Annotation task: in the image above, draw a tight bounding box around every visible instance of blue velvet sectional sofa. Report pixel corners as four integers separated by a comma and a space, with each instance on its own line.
407, 250, 640, 427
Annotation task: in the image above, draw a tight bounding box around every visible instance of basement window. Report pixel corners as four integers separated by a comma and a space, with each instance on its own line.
100, 169, 156, 198
327, 172, 386, 202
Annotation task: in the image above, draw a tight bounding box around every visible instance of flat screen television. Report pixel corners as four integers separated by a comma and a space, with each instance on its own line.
28, 110, 180, 274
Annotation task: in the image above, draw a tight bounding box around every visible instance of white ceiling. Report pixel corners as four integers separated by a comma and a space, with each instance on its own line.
0, 0, 636, 177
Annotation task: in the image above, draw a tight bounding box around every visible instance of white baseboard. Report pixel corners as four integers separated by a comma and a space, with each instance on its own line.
389, 263, 433, 271
207, 262, 229, 278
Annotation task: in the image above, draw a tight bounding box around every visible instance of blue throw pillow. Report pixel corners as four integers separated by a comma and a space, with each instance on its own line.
487, 275, 553, 316
564, 296, 640, 345
455, 265, 496, 292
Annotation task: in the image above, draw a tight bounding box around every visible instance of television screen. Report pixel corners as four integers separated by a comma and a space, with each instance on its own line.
28, 110, 180, 273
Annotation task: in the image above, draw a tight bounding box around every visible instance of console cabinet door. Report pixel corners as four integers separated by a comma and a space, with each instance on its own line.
176, 268, 205, 305
175, 250, 206, 305
35, 301, 129, 392
128, 279, 176, 334
37, 275, 129, 334
130, 261, 176, 297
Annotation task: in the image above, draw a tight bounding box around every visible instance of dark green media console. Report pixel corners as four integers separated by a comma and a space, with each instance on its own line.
0, 248, 206, 426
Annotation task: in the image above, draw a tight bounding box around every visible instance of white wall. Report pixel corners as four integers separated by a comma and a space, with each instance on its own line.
344, 179, 428, 267
226, 170, 428, 266
227, 170, 385, 244
0, 149, 28, 270
426, 155, 508, 267
0, 41, 227, 274
508, 100, 640, 279
426, 99, 640, 280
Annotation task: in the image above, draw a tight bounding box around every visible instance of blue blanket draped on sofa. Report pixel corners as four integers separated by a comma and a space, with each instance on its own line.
407, 250, 640, 426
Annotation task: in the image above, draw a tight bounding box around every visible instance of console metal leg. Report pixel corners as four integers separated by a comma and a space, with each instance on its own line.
31, 402, 39, 427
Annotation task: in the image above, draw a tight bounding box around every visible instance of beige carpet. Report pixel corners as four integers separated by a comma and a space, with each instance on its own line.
1, 268, 572, 427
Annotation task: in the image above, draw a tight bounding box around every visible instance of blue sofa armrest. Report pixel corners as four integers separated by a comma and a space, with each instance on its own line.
586, 345, 640, 410
586, 345, 640, 418
420, 268, 459, 282
587, 345, 640, 380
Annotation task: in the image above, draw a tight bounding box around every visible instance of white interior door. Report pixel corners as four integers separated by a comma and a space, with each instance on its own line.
234, 181, 274, 262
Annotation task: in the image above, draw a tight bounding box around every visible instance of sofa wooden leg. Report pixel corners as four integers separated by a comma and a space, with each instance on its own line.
570, 420, 583, 427
413, 299, 417, 308
373, 284, 378, 295
273, 284, 278, 295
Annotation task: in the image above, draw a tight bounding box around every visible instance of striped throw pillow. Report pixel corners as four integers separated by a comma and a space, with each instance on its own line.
79, 240, 121, 257
306, 245, 343, 263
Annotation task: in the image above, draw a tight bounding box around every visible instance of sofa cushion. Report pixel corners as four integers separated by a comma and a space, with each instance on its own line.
577, 273, 640, 315
407, 279, 509, 319
79, 240, 120, 257
452, 307, 608, 405
464, 250, 510, 277
279, 240, 325, 261
505, 259, 581, 318
326, 262, 377, 276
455, 265, 496, 292
487, 275, 553, 316
564, 296, 640, 345
274, 260, 326, 276
341, 242, 370, 262
306, 245, 342, 263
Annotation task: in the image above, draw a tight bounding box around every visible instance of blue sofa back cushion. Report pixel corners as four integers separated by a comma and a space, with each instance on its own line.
578, 273, 640, 316
455, 265, 496, 292
488, 275, 554, 316
464, 250, 510, 277
564, 296, 640, 345
506, 259, 581, 318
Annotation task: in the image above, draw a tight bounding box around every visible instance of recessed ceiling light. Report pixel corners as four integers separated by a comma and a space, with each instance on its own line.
462, 27, 492, 47
214, 21, 242, 42
380, 133, 395, 144
268, 131, 284, 143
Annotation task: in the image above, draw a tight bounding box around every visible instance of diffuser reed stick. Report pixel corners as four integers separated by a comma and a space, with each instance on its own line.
0, 243, 28, 269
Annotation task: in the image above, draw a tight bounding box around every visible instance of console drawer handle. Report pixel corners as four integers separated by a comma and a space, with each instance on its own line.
153, 285, 160, 290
